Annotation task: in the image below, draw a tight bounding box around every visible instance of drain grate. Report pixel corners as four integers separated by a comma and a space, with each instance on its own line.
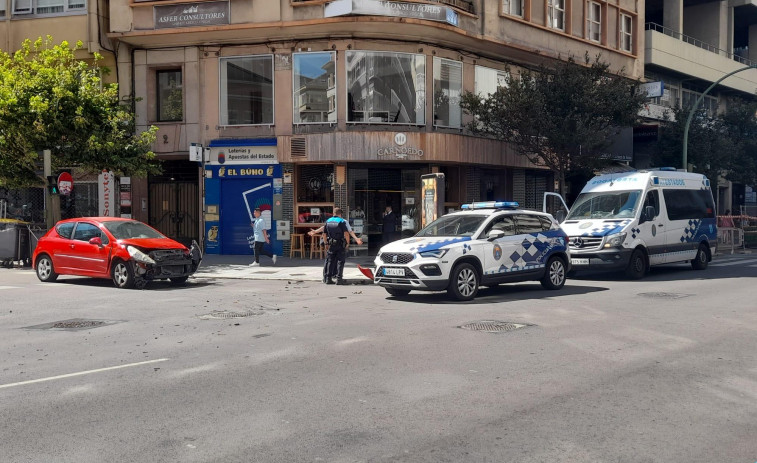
638, 292, 691, 299
459, 320, 531, 333
23, 318, 122, 331
198, 310, 265, 320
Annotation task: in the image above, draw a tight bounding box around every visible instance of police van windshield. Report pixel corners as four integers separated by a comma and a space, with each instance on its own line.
566, 190, 642, 220
416, 214, 486, 237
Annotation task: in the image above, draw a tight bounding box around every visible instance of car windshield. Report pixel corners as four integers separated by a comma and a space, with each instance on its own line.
103, 221, 166, 239
416, 214, 487, 237
566, 190, 642, 220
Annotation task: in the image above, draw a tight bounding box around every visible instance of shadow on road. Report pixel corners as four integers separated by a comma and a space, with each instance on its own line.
385, 283, 609, 305
47, 277, 217, 291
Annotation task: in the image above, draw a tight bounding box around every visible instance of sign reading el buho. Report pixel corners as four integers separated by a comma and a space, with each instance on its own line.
154, 1, 229, 29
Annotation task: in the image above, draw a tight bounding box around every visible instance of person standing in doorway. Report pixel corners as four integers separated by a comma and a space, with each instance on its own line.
382, 205, 399, 246
250, 207, 277, 267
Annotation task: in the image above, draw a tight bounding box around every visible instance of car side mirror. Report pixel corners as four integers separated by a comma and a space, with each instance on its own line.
89, 237, 102, 246
487, 229, 505, 241
555, 210, 566, 223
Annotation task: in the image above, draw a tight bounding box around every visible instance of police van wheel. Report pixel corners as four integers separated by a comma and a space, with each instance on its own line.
385, 288, 410, 297
447, 263, 479, 301
625, 249, 647, 280
691, 244, 709, 270
541, 256, 566, 290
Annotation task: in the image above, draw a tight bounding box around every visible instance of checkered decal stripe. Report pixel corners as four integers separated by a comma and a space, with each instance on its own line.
485, 232, 566, 275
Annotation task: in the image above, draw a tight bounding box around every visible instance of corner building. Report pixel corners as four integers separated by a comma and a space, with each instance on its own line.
109, 0, 643, 255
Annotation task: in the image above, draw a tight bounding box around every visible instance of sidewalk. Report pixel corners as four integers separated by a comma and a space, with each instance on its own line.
194, 253, 376, 285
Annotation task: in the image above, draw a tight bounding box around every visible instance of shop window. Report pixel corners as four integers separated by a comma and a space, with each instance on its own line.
548, 0, 565, 31
586, 1, 601, 43
433, 58, 462, 128
220, 55, 274, 126
620, 14, 633, 52
474, 66, 508, 97
13, 0, 84, 14
296, 164, 334, 224
346, 51, 426, 125
293, 52, 336, 124
157, 70, 183, 122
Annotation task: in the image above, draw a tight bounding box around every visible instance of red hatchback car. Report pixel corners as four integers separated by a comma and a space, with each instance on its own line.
32, 217, 202, 289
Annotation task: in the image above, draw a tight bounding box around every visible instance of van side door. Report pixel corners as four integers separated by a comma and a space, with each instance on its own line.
638, 190, 667, 265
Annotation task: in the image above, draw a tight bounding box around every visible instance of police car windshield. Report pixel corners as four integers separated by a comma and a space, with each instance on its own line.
416, 214, 486, 237
566, 190, 642, 220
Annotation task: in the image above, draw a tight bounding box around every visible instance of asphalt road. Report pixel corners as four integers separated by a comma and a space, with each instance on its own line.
1, 254, 756, 462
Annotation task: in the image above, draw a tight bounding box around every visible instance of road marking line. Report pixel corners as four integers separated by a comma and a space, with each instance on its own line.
711, 258, 757, 267
0, 358, 169, 390
0, 286, 19, 290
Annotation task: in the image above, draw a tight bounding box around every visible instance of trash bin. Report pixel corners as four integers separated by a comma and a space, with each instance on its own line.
0, 219, 30, 268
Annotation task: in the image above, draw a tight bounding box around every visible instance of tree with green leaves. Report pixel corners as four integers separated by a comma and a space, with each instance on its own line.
653, 99, 757, 186
460, 53, 646, 197
0, 37, 160, 189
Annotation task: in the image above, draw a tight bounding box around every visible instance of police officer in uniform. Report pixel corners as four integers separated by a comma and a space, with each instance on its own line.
324, 208, 352, 285
308, 208, 363, 284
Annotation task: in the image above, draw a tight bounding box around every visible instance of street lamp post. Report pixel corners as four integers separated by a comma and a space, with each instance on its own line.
682, 64, 757, 171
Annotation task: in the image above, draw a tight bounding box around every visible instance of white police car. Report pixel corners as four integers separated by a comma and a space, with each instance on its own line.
373, 201, 571, 301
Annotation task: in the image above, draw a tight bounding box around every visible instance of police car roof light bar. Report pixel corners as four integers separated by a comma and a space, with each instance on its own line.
461, 201, 519, 210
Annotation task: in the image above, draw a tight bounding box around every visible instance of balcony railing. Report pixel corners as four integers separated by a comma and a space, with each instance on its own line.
645, 22, 753, 66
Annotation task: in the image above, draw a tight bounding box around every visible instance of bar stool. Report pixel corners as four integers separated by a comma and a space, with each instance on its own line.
289, 234, 305, 258
309, 234, 326, 259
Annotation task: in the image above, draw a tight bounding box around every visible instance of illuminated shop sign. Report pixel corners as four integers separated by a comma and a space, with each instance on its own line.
154, 1, 229, 29
325, 0, 459, 26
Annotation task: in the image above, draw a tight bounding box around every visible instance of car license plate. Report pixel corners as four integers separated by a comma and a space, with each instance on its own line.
384, 268, 404, 276
571, 258, 589, 265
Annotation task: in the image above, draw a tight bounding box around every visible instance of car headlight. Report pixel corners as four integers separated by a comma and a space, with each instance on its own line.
419, 249, 448, 259
604, 232, 627, 248
127, 246, 155, 264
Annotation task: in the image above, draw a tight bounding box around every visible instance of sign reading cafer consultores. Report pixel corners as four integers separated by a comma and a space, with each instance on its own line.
154, 1, 229, 29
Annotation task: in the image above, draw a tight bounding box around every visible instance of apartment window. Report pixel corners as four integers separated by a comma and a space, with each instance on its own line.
502, 0, 523, 16
293, 52, 336, 124
220, 55, 274, 126
156, 70, 183, 122
13, 0, 85, 14
620, 14, 633, 52
682, 90, 718, 117
433, 58, 462, 128
475, 66, 508, 97
548, 0, 565, 30
586, 1, 601, 42
346, 51, 426, 125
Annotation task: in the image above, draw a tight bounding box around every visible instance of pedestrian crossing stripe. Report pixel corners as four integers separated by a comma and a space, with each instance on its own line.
710, 257, 757, 267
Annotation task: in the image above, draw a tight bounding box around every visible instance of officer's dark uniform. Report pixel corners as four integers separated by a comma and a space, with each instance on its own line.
324, 216, 349, 284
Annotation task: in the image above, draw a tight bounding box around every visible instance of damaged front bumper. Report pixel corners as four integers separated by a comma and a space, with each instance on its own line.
132, 240, 203, 282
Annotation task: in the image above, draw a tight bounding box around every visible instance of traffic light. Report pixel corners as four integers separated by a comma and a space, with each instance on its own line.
46, 175, 59, 195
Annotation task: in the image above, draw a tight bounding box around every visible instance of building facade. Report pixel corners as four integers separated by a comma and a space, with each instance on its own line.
639, 0, 757, 213
108, 0, 643, 255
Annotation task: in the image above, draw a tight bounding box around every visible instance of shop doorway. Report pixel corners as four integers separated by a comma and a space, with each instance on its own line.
148, 161, 199, 247
219, 178, 279, 256
348, 166, 424, 255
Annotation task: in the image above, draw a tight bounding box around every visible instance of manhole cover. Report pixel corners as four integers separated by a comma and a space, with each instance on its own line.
198, 310, 265, 320
23, 318, 122, 331
459, 321, 531, 333
638, 292, 691, 299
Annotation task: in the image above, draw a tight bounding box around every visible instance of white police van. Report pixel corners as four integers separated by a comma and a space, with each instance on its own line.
561, 169, 717, 279
373, 201, 571, 301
